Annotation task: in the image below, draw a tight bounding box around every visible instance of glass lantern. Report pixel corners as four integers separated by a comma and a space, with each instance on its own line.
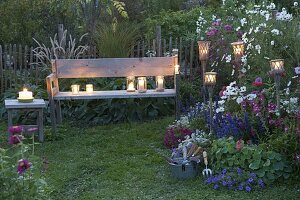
270, 59, 284, 73
155, 76, 165, 92
137, 77, 147, 93
231, 41, 244, 58
71, 84, 80, 95
204, 72, 217, 86
198, 41, 211, 61
126, 76, 136, 92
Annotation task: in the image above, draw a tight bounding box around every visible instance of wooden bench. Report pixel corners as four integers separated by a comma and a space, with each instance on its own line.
46, 54, 180, 131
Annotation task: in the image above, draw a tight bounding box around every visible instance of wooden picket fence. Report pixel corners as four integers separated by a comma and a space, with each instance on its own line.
0, 38, 200, 95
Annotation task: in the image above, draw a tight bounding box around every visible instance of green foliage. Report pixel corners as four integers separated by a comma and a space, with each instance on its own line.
0, 140, 50, 199
94, 22, 140, 57
144, 7, 208, 39
210, 137, 293, 184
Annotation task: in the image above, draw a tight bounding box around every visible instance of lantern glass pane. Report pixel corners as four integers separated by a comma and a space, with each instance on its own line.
127, 76, 136, 92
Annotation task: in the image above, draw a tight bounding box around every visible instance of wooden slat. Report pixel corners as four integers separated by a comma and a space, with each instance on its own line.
53, 89, 176, 100
24, 45, 28, 82
54, 57, 176, 78
169, 36, 172, 53
189, 40, 194, 80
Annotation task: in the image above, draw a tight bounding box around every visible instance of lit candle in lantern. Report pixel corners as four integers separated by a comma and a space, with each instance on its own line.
231, 41, 244, 58
137, 77, 147, 93
156, 76, 164, 92
198, 41, 211, 61
270, 59, 284, 73
71, 84, 80, 95
19, 88, 33, 100
86, 84, 93, 93
126, 76, 136, 92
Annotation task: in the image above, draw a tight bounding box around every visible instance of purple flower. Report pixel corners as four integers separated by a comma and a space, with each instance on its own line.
212, 21, 221, 26
296, 110, 300, 120
17, 159, 31, 174
295, 67, 300, 74
267, 103, 277, 113
206, 31, 216, 37
213, 184, 220, 190
296, 154, 300, 164
8, 126, 23, 134
224, 24, 233, 31
237, 31, 244, 38
245, 185, 252, 192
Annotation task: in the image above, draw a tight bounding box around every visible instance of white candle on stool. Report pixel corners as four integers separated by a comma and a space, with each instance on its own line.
19, 88, 32, 99
71, 85, 80, 95
128, 82, 135, 91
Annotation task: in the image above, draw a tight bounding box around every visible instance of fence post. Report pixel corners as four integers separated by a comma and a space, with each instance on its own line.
156, 25, 162, 57
0, 45, 3, 94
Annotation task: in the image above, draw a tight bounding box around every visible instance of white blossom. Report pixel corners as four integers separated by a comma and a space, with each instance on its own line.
255, 44, 261, 54
271, 29, 281, 35
266, 3, 276, 10
236, 97, 244, 104
225, 54, 232, 63
240, 18, 247, 26
240, 86, 246, 93
294, 2, 298, 7
216, 107, 225, 113
271, 41, 275, 45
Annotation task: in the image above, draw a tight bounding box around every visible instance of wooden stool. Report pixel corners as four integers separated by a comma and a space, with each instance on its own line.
5, 99, 46, 142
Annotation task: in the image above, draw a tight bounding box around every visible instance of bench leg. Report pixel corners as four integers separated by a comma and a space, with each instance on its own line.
56, 100, 62, 124
49, 99, 57, 133
7, 109, 13, 128
37, 109, 44, 142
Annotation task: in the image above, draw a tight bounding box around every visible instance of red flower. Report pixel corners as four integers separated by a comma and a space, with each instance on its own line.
252, 77, 263, 87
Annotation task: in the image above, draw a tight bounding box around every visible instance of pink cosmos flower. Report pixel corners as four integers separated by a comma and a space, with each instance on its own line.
224, 24, 233, 31
8, 126, 23, 134
236, 139, 243, 151
8, 134, 24, 145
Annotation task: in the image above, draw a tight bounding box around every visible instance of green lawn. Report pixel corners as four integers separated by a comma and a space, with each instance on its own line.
1, 117, 300, 199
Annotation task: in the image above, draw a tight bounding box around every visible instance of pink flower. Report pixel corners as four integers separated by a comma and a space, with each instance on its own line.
17, 159, 31, 174
267, 103, 277, 113
296, 154, 300, 164
8, 126, 23, 134
8, 134, 24, 145
212, 21, 221, 26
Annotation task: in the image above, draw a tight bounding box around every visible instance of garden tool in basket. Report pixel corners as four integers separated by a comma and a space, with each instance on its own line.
202, 151, 212, 176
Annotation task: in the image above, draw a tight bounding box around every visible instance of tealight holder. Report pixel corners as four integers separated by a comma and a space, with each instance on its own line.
18, 88, 34, 103
86, 84, 93, 93
155, 76, 165, 92
137, 77, 147, 93
71, 84, 80, 95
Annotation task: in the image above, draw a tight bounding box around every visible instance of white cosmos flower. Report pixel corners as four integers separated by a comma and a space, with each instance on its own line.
255, 44, 261, 54
225, 54, 232, 63
240, 18, 247, 26
271, 41, 275, 45
294, 2, 298, 7
218, 100, 225, 105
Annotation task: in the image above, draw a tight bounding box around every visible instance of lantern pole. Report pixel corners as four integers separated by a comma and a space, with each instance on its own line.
270, 59, 284, 114
198, 41, 211, 103
204, 72, 217, 134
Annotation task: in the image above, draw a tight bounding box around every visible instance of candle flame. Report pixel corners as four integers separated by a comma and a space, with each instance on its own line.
23, 88, 28, 92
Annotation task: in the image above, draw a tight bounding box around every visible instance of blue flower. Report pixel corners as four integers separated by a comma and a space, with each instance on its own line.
245, 185, 252, 192
213, 184, 220, 190
247, 177, 254, 184
258, 179, 265, 188
249, 172, 257, 178
238, 184, 243, 191
236, 167, 243, 175
222, 181, 227, 186
222, 168, 227, 175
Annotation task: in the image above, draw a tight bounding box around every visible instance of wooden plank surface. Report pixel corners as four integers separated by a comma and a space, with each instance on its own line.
55, 57, 176, 78
53, 89, 176, 100
5, 99, 46, 109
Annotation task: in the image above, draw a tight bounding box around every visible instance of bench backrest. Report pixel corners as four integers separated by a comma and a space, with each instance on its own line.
51, 56, 178, 79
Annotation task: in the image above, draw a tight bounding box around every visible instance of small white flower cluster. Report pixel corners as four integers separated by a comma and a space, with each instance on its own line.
276, 8, 293, 21
175, 116, 190, 127
240, 18, 247, 26
196, 12, 207, 35
217, 82, 248, 113
281, 97, 299, 114
294, 2, 299, 7
271, 29, 282, 36
266, 3, 276, 10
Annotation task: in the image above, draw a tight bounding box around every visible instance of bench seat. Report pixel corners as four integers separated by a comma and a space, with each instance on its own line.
53, 89, 176, 100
